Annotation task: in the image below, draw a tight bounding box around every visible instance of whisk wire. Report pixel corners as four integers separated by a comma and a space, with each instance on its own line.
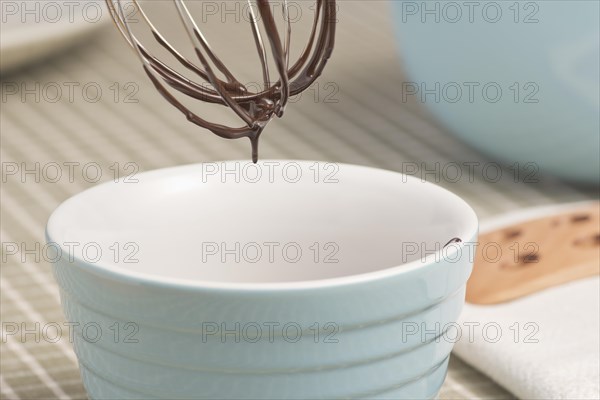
173, 0, 256, 127
112, 0, 254, 142
282, 0, 292, 69
106, 0, 336, 162
256, 0, 289, 114
247, 0, 270, 91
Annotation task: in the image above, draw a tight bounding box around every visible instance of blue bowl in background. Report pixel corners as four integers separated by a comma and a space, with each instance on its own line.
391, 0, 599, 184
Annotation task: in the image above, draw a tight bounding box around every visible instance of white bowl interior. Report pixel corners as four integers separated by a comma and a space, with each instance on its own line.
47, 161, 477, 284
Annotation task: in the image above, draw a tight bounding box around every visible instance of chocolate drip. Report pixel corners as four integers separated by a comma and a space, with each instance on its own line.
106, 0, 337, 162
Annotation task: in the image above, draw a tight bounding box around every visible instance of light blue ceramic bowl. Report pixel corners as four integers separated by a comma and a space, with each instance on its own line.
46, 161, 478, 399
391, 1, 599, 184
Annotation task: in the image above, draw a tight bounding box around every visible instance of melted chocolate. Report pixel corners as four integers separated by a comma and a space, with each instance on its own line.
444, 237, 462, 247
106, 0, 337, 162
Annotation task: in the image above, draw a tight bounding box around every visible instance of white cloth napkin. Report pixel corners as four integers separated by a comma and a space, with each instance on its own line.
453, 276, 600, 399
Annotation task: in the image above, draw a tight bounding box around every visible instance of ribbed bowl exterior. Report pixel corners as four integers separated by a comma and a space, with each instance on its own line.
51, 231, 475, 399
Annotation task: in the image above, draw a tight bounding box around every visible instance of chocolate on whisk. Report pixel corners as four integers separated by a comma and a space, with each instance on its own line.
105, 0, 337, 162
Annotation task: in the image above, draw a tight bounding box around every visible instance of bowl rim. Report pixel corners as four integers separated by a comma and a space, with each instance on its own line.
45, 160, 478, 293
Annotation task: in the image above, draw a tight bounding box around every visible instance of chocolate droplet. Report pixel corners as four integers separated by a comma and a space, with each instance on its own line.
520, 253, 539, 264
505, 229, 521, 239
571, 214, 590, 223
574, 233, 600, 248
444, 237, 462, 247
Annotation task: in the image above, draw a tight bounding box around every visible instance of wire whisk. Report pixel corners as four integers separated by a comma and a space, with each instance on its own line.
105, 0, 337, 162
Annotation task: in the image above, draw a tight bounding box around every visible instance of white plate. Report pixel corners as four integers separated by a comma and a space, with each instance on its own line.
0, 0, 110, 72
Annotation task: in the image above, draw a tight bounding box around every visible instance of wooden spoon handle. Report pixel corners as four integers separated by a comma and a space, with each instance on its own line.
466, 202, 600, 305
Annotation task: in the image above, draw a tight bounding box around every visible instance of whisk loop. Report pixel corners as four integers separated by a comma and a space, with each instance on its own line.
105, 0, 337, 162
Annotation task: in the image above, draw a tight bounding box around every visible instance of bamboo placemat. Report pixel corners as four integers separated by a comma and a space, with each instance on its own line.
1, 1, 596, 399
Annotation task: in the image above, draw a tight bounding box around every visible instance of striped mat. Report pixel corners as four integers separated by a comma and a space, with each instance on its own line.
1, 1, 596, 399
